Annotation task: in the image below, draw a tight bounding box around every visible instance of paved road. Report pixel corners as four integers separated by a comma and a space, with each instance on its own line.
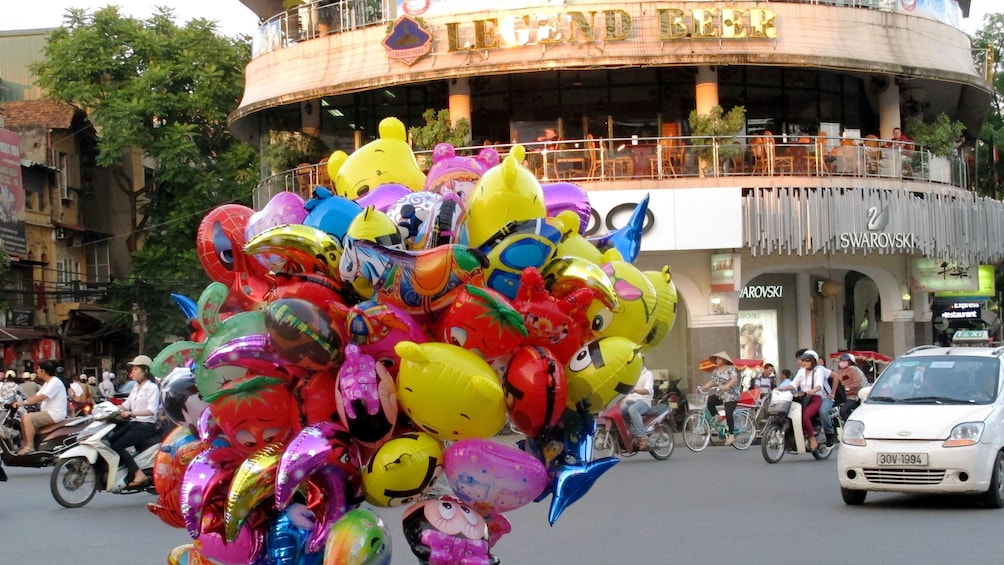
4, 440, 1004, 564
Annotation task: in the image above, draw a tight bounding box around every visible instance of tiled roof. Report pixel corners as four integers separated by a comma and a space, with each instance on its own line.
1, 99, 81, 129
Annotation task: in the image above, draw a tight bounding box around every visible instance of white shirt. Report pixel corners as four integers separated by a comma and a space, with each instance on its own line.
792, 366, 828, 397
37, 377, 67, 422
624, 367, 654, 406
123, 379, 160, 424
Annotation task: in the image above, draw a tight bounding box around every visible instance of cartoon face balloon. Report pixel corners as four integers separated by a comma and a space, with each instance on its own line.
333, 117, 426, 198
334, 345, 398, 448
401, 497, 494, 565
195, 204, 272, 311
462, 146, 546, 249
323, 508, 392, 565
585, 260, 658, 345
513, 268, 596, 364
265, 298, 349, 371
361, 432, 443, 507
641, 266, 679, 351
435, 285, 528, 362
209, 376, 298, 455
564, 336, 644, 413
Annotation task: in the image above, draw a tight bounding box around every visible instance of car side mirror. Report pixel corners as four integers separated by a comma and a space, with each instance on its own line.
857, 386, 872, 402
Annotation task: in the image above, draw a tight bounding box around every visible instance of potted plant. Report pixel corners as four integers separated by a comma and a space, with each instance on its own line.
688, 105, 746, 177
261, 130, 329, 175
906, 113, 965, 182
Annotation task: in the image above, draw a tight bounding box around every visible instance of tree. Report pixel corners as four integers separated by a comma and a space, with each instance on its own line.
972, 12, 1004, 198
408, 109, 471, 151
906, 113, 965, 157
688, 105, 746, 175
31, 7, 257, 349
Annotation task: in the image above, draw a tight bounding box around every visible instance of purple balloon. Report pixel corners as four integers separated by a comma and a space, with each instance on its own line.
354, 183, 413, 212
542, 182, 591, 234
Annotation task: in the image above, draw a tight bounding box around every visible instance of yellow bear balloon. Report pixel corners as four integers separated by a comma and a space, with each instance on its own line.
333, 118, 426, 199
395, 341, 507, 441
565, 336, 644, 413
464, 145, 546, 248
586, 259, 659, 345
361, 432, 444, 507
553, 210, 604, 265
641, 266, 679, 351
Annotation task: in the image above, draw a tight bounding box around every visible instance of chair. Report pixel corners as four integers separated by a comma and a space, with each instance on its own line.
316, 157, 332, 190
863, 135, 884, 175
764, 136, 794, 175
649, 140, 683, 178
585, 136, 620, 179
807, 132, 833, 175
750, 137, 769, 175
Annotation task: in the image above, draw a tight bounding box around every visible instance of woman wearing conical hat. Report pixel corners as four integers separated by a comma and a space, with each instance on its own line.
699, 351, 740, 446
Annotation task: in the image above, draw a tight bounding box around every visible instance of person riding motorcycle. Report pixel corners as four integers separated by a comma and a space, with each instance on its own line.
791, 351, 826, 451
835, 353, 865, 421
11, 361, 67, 455
108, 355, 161, 489
620, 365, 655, 450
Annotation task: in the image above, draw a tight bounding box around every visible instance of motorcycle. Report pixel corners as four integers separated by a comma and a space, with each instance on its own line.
663, 377, 687, 432
0, 402, 92, 468
593, 397, 675, 460
760, 390, 841, 463
50, 402, 161, 508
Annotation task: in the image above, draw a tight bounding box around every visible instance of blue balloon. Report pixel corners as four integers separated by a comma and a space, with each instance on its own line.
264, 503, 323, 565
303, 187, 363, 241
547, 457, 618, 525
171, 293, 198, 321
587, 193, 650, 263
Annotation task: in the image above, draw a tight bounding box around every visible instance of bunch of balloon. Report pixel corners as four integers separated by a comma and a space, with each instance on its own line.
153, 117, 678, 565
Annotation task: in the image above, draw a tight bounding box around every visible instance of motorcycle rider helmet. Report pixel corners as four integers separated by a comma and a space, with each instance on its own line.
799, 349, 820, 363
838, 353, 856, 364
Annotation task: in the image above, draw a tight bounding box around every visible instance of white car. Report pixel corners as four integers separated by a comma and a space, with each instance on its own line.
838, 345, 1004, 507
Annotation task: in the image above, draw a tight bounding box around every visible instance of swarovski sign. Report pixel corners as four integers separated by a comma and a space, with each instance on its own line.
836, 205, 916, 252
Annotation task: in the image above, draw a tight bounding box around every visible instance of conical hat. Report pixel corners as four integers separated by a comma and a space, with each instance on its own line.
708, 351, 734, 365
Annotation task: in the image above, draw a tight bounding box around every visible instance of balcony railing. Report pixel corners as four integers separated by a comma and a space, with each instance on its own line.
251, 0, 390, 57
253, 134, 968, 208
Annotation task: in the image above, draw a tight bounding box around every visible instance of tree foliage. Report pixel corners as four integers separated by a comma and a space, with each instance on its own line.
688, 105, 747, 162
906, 113, 965, 158
972, 12, 1004, 198
408, 109, 471, 151
31, 7, 257, 349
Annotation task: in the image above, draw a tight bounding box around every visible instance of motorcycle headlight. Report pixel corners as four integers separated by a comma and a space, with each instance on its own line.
842, 420, 866, 447
943, 422, 984, 448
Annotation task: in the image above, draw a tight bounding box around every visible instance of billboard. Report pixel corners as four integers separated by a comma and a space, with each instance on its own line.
0, 129, 27, 256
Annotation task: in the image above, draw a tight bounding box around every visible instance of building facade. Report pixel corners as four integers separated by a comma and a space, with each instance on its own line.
231, 0, 995, 384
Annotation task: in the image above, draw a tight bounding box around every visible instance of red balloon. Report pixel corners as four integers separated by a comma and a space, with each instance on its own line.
512, 268, 595, 364
210, 376, 299, 455
292, 370, 340, 427
435, 285, 528, 362
196, 205, 272, 311
503, 345, 567, 436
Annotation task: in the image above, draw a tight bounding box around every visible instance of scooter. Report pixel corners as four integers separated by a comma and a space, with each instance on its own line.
663, 377, 687, 432
593, 398, 675, 460
50, 402, 161, 508
760, 390, 841, 463
0, 402, 92, 468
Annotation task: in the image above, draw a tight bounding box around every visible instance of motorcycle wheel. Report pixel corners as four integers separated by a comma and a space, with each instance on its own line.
648, 422, 674, 460
732, 410, 755, 450
51, 456, 98, 508
812, 434, 835, 460
592, 427, 617, 459
761, 423, 786, 464
683, 413, 710, 452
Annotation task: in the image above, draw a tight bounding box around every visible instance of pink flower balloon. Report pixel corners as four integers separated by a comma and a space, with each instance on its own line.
444, 438, 548, 514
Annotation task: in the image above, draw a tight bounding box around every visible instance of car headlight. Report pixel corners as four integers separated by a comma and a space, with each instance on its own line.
943, 422, 985, 447
842, 420, 866, 446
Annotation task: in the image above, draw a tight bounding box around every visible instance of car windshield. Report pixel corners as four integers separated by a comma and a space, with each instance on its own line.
866, 356, 999, 405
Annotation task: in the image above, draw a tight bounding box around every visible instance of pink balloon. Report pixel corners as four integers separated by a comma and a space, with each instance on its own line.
194, 504, 264, 565
444, 438, 548, 514
245, 192, 308, 272
542, 182, 591, 234
354, 183, 413, 212
345, 300, 429, 376
335, 345, 397, 448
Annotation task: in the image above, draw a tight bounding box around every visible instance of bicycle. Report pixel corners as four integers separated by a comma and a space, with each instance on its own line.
682, 387, 755, 451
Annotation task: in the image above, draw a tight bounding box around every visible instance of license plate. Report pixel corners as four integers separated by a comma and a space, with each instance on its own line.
669, 402, 679, 409
877, 453, 928, 466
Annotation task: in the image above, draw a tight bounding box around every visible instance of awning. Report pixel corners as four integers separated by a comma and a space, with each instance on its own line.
0, 328, 60, 342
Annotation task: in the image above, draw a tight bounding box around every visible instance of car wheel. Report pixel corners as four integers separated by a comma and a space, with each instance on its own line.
981, 450, 1004, 509
841, 487, 866, 506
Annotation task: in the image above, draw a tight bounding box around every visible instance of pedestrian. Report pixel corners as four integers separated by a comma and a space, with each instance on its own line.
755, 363, 776, 392
98, 370, 116, 400
11, 361, 67, 455
19, 371, 40, 398
699, 351, 740, 446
